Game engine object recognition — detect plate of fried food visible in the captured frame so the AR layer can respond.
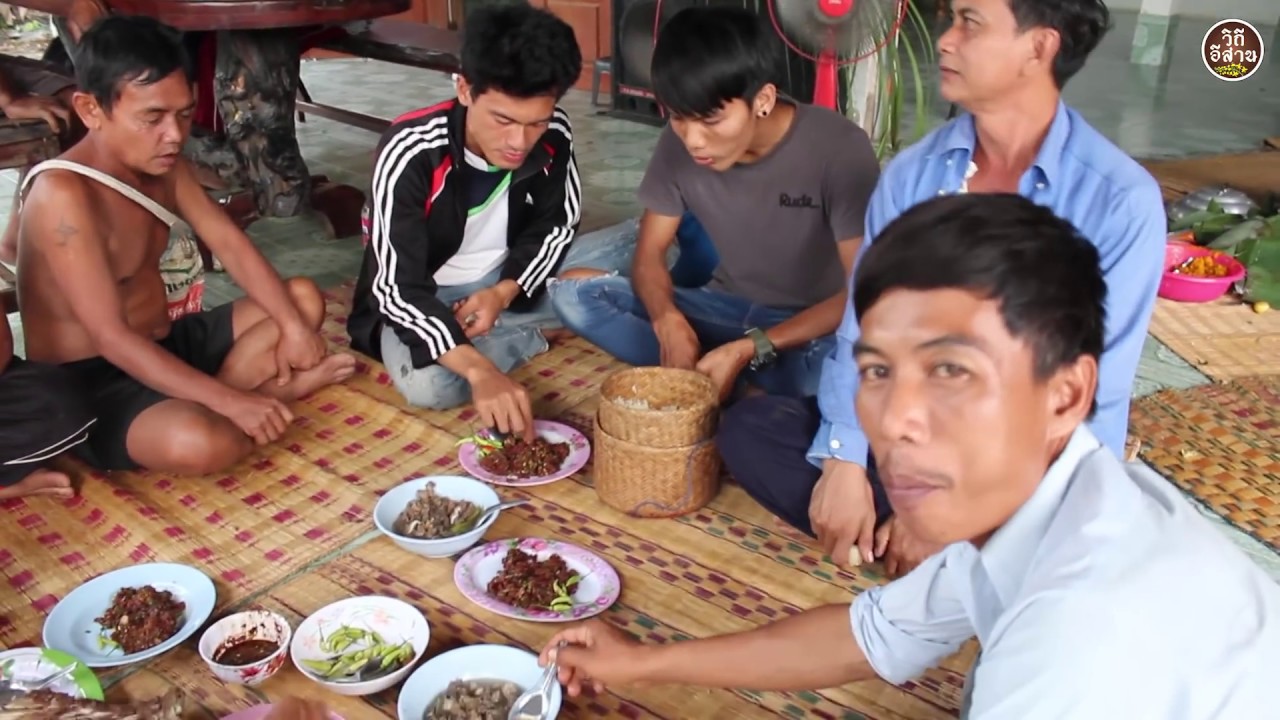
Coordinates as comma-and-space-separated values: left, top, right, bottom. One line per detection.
456, 420, 590, 487
42, 563, 216, 668
453, 537, 620, 622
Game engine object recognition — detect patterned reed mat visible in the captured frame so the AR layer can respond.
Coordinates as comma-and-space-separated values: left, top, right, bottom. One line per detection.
1141, 150, 1280, 202
1147, 297, 1280, 381
1130, 375, 1280, 552
0, 381, 463, 648
110, 404, 977, 719
10, 285, 977, 719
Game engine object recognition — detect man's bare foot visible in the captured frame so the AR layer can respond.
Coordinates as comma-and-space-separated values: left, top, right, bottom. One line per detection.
263, 353, 358, 401
0, 469, 75, 500
772, 516, 812, 544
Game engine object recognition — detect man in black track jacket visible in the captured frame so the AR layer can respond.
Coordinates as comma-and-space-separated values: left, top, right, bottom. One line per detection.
348, 4, 634, 437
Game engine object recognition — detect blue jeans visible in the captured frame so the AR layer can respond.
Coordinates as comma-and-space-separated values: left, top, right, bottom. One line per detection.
380, 219, 639, 410
670, 212, 718, 288
548, 277, 834, 399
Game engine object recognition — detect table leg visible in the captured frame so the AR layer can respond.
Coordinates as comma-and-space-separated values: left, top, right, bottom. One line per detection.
214, 29, 311, 218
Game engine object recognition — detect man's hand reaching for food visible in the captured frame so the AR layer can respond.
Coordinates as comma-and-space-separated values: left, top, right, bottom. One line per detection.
695, 338, 753, 402
540, 605, 874, 694
540, 619, 644, 696
469, 365, 534, 442
651, 312, 700, 370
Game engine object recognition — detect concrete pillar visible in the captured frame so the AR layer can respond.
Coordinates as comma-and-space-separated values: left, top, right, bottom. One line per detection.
1118, 0, 1182, 156
1131, 0, 1180, 66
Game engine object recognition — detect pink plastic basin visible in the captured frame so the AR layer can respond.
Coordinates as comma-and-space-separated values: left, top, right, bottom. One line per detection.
1157, 241, 1246, 303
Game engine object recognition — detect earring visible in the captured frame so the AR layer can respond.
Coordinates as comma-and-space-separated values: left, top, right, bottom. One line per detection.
758, 109, 769, 117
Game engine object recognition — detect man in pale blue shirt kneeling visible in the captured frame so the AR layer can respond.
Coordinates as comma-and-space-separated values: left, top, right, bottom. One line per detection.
536, 194, 1280, 719
717, 0, 1167, 575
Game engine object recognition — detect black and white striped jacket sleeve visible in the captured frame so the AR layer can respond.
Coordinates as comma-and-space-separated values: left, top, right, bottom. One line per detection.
368, 121, 469, 365
502, 108, 582, 310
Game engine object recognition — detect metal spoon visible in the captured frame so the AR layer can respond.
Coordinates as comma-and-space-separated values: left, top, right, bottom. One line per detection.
451, 499, 529, 534
30, 662, 79, 691
507, 648, 559, 720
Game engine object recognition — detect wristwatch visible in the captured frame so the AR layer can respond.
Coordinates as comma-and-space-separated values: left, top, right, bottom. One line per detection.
744, 327, 777, 370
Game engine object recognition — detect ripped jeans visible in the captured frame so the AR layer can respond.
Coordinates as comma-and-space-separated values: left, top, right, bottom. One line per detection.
548, 277, 835, 399
380, 219, 641, 410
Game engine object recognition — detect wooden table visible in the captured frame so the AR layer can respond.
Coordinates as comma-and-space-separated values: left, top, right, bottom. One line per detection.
17, 0, 411, 229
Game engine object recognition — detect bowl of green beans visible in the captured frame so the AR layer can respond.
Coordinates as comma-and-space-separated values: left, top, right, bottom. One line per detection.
289, 595, 430, 696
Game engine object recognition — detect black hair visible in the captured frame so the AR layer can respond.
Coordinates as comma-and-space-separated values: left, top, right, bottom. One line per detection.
853, 194, 1105, 413
75, 15, 193, 112
460, 4, 582, 100
651, 6, 782, 118
1009, 0, 1111, 88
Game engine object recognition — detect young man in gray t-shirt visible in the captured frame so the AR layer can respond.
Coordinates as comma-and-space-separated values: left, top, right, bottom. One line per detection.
548, 6, 879, 400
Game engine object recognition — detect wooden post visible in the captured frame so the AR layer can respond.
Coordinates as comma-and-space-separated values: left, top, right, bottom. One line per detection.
213, 29, 312, 218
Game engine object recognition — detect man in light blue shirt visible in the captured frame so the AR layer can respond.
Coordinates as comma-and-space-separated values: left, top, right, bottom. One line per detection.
717, 0, 1165, 574
538, 194, 1280, 719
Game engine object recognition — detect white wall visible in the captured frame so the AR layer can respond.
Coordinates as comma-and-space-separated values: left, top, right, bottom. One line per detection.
1109, 0, 1277, 25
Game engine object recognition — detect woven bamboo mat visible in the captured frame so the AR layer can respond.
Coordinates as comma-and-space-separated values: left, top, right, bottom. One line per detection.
1130, 375, 1280, 552
1146, 297, 1280, 380
30, 285, 976, 719
1141, 150, 1280, 202
0, 382, 464, 648
111, 395, 975, 719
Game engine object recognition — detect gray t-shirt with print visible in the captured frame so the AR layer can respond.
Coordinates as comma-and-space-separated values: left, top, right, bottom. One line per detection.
638, 102, 880, 309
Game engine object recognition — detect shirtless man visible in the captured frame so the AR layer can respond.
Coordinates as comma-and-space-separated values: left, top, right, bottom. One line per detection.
17, 16, 355, 477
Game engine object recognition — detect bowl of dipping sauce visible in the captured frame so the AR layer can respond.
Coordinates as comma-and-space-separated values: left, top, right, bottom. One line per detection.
198, 609, 292, 686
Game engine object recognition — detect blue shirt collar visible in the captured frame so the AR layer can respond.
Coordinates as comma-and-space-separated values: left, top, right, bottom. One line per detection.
936, 100, 1072, 189
977, 425, 1102, 606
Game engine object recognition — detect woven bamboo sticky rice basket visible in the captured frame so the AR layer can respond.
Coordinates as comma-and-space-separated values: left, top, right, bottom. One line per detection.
594, 367, 722, 518
593, 416, 722, 518
598, 367, 718, 448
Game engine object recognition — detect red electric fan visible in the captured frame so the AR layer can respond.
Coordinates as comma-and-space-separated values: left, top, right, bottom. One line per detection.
768, 0, 909, 111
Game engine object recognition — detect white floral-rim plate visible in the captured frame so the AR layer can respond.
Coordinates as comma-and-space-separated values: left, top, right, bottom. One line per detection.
453, 538, 620, 622
457, 420, 590, 487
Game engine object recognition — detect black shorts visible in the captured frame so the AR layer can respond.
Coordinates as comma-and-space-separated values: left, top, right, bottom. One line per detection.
62, 304, 237, 472
0, 358, 96, 486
